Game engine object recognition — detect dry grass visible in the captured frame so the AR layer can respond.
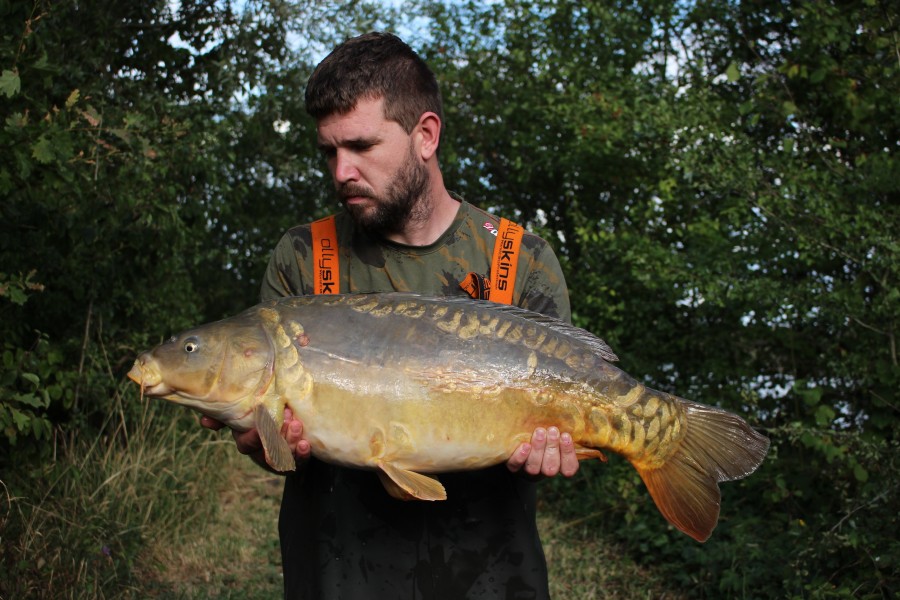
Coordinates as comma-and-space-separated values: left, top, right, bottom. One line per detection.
136, 450, 285, 599
0, 391, 225, 599
542, 514, 687, 600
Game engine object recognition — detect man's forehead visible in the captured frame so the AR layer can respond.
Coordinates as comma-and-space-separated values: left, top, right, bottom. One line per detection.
316, 98, 403, 143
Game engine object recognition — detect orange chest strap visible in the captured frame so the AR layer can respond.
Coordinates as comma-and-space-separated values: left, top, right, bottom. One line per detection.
315, 214, 523, 304
489, 218, 524, 305
460, 217, 524, 305
311, 215, 340, 294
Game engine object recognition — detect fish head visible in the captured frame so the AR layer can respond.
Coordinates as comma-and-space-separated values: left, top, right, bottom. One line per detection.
127, 315, 275, 425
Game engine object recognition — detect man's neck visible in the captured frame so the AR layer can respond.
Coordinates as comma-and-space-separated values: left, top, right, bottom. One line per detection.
385, 186, 461, 247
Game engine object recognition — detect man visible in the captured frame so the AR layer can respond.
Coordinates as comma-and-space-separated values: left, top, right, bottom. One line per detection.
204, 32, 580, 599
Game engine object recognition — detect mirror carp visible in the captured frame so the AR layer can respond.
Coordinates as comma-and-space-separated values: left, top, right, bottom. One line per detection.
128, 293, 769, 542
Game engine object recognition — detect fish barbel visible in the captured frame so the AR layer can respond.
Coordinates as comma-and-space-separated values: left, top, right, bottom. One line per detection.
128, 293, 769, 542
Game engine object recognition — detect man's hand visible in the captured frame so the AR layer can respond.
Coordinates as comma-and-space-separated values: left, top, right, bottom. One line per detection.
199, 407, 312, 469
506, 427, 579, 478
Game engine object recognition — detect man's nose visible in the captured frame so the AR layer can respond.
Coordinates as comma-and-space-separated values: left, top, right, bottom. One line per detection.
332, 149, 360, 183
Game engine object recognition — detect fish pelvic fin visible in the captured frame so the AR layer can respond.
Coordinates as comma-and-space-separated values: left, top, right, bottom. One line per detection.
254, 404, 296, 472
574, 444, 607, 463
377, 461, 447, 501
635, 400, 770, 542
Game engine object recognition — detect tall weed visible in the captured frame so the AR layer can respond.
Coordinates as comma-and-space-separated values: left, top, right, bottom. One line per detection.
0, 384, 228, 599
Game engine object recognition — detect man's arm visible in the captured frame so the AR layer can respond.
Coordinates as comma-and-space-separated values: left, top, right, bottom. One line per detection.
260, 228, 309, 302
518, 235, 572, 323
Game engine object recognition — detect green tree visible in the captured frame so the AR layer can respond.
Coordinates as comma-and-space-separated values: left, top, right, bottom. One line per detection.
0, 0, 333, 450
417, 0, 899, 596
1, 3, 399, 594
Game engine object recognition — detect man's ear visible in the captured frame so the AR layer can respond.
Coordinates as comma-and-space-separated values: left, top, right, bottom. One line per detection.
415, 112, 442, 161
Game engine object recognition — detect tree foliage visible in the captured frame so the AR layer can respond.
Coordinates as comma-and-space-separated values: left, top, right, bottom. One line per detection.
0, 0, 329, 448
419, 0, 899, 596
1, 0, 898, 597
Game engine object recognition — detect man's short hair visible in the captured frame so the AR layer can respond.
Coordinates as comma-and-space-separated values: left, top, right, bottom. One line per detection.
305, 32, 443, 136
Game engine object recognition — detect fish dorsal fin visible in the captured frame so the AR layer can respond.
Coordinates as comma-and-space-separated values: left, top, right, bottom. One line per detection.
423, 294, 620, 363
494, 304, 619, 362
377, 460, 447, 501
254, 404, 296, 472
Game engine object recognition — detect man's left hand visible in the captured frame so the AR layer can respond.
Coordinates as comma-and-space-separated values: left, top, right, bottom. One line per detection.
506, 426, 579, 478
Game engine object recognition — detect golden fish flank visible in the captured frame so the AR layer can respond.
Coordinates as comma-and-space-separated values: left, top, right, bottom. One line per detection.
128, 293, 770, 543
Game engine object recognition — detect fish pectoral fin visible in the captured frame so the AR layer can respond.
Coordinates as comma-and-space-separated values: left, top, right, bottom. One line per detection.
376, 461, 446, 501
254, 404, 296, 472
574, 444, 607, 463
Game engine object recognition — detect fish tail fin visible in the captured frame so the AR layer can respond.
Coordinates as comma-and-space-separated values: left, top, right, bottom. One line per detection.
635, 400, 769, 542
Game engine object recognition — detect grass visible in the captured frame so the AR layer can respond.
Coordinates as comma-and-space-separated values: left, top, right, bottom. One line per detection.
542, 515, 686, 600
1, 389, 685, 599
136, 452, 285, 599
0, 389, 226, 599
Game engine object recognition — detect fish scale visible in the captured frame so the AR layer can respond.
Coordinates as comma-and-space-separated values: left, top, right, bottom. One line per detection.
128, 292, 769, 542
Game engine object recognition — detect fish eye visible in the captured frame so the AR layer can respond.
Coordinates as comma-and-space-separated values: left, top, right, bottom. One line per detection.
184, 338, 200, 353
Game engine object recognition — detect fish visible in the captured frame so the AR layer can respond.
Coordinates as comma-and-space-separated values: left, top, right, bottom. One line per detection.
128, 293, 769, 542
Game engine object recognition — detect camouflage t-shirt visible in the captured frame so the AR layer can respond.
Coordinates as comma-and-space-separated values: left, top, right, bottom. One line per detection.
261, 199, 570, 322
261, 198, 570, 600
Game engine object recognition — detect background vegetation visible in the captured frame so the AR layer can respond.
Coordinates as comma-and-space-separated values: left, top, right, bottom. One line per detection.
2, 0, 897, 597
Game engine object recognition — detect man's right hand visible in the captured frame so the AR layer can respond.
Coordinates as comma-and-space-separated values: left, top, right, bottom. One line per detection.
200, 407, 312, 470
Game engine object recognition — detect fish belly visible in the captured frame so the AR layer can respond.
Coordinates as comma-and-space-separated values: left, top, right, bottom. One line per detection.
292, 376, 578, 473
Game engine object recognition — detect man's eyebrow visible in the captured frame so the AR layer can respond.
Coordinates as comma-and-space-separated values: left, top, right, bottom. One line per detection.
317, 136, 380, 152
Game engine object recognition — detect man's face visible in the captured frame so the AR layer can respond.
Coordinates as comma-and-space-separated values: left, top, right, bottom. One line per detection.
316, 97, 430, 237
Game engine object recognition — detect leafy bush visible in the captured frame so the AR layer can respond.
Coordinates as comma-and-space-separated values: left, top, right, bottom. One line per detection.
1, 271, 56, 452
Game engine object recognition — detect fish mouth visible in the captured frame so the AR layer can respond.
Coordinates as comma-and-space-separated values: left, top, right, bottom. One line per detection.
127, 358, 173, 396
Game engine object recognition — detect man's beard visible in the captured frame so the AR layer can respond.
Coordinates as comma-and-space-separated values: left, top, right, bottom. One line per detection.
338, 144, 430, 238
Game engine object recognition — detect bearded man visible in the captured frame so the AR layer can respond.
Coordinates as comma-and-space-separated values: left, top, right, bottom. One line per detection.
204, 32, 579, 600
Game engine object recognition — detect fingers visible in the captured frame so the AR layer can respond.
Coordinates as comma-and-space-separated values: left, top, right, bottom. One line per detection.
536, 427, 563, 477
294, 439, 312, 461
559, 432, 579, 477
199, 415, 226, 431
527, 427, 552, 475
206, 407, 310, 463
507, 427, 580, 479
232, 427, 263, 455
282, 408, 311, 461
507, 442, 532, 473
